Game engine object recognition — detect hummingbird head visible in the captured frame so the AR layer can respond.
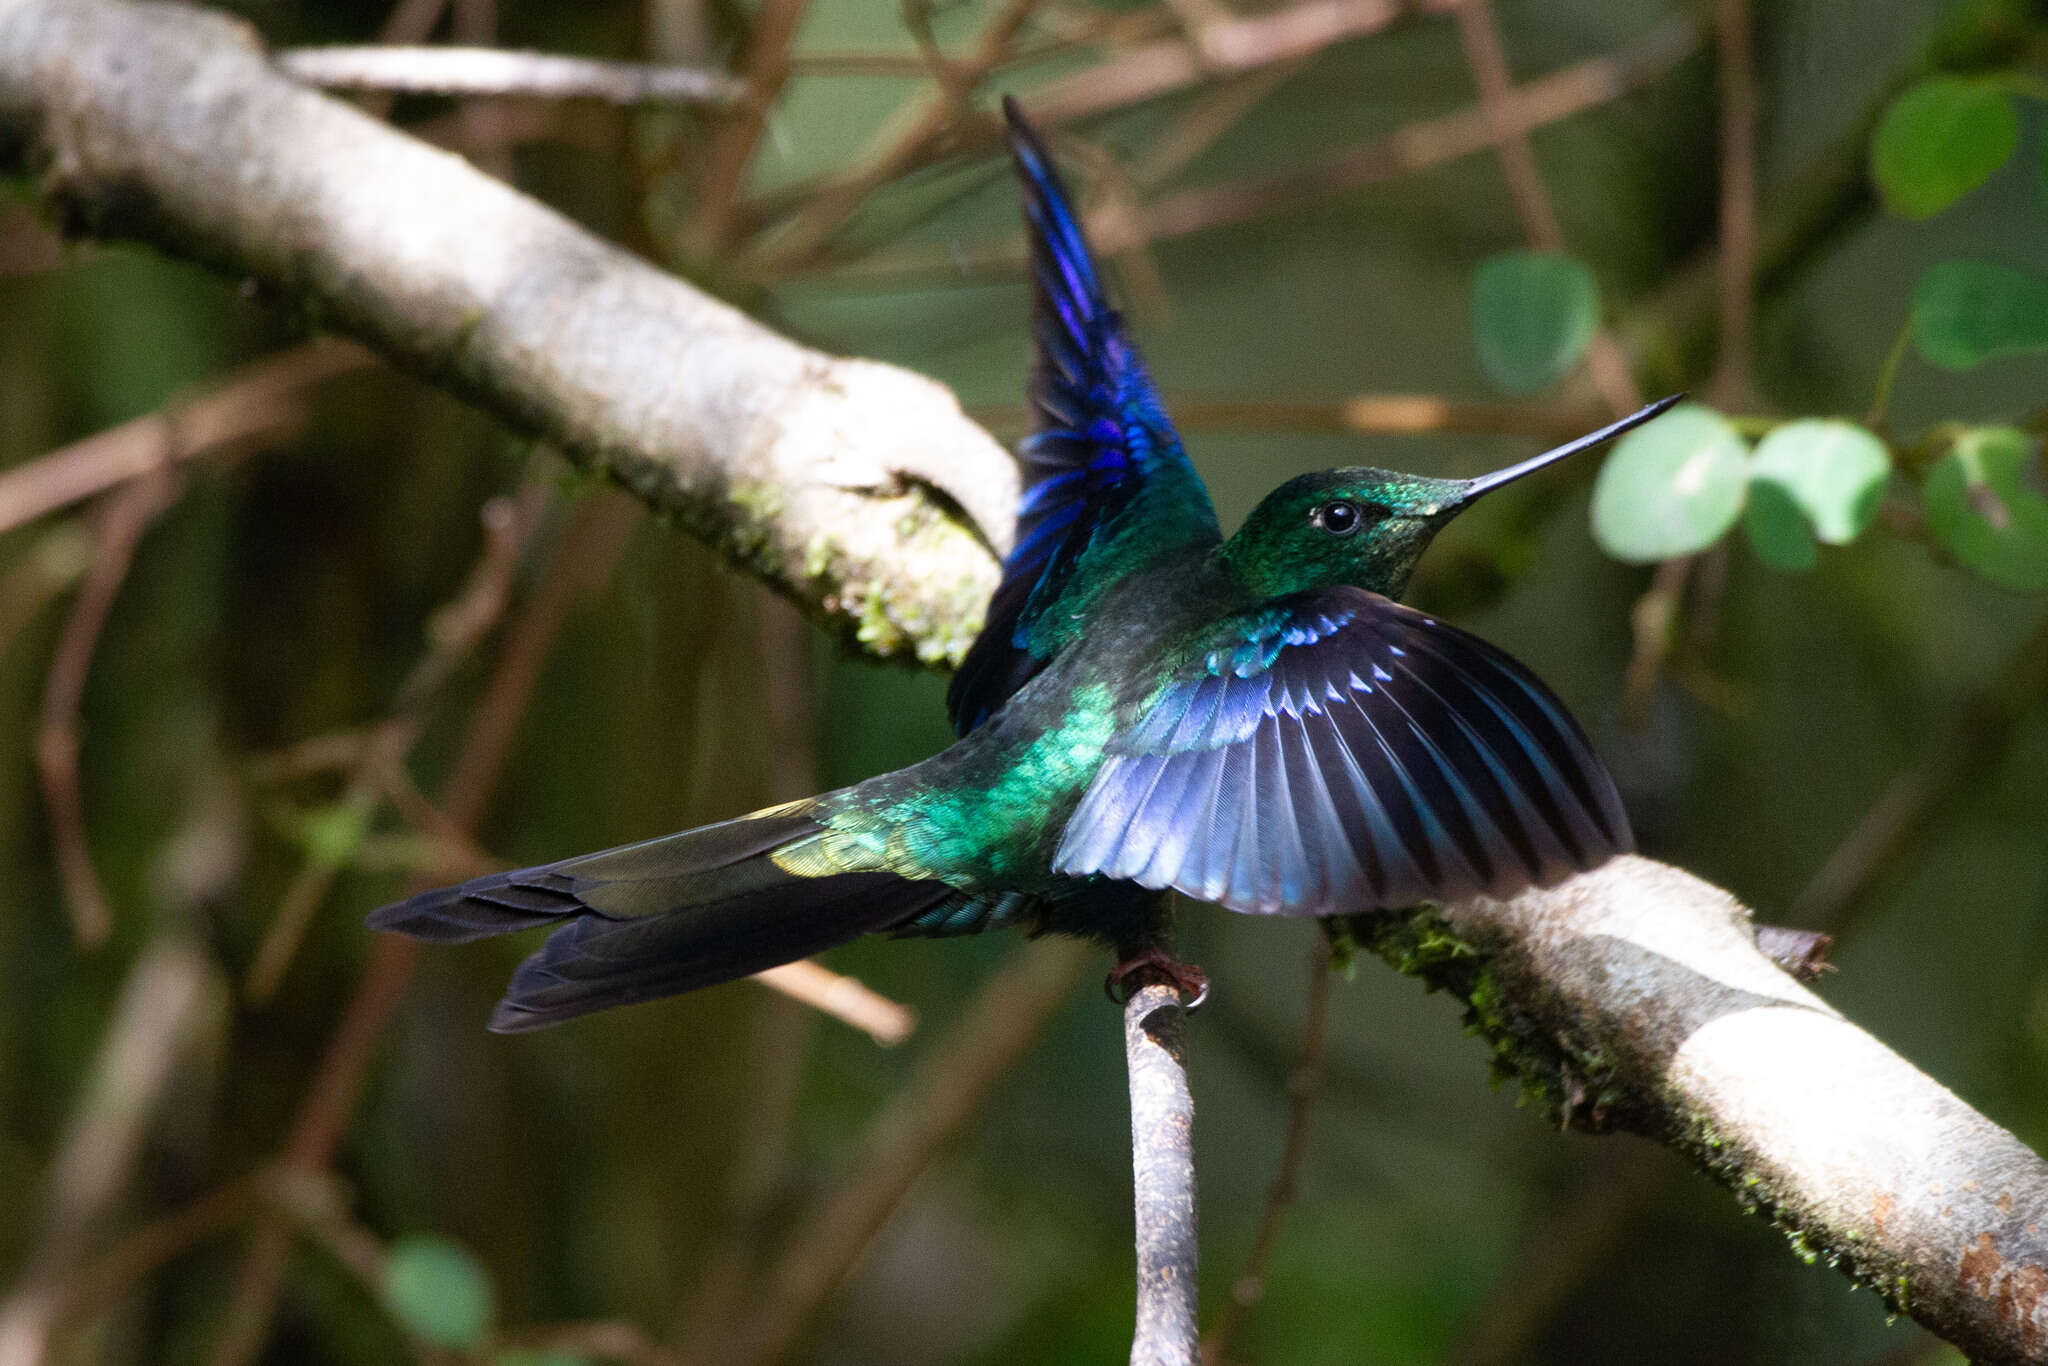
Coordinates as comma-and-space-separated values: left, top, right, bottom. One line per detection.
1218, 396, 1680, 600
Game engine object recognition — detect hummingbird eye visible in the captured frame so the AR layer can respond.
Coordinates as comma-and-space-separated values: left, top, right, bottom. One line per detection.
1312, 501, 1362, 537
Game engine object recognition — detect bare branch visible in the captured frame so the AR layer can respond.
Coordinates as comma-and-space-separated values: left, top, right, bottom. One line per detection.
209, 489, 633, 1366
750, 0, 1042, 270
797, 20, 1697, 288
36, 473, 183, 946
0, 341, 374, 539
752, 961, 916, 1047
1126, 978, 1198, 1366
1029, 0, 1460, 126
1450, 0, 1641, 416
1709, 0, 1758, 405
975, 392, 1603, 441
686, 0, 812, 257
497, 1319, 689, 1366
276, 44, 746, 106
1348, 856, 2048, 1363
0, 0, 1012, 665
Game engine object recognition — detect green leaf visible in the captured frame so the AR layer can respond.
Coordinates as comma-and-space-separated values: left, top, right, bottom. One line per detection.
494, 1353, 590, 1366
1870, 77, 2017, 218
382, 1234, 496, 1351
1742, 481, 1817, 571
1748, 420, 1892, 544
1912, 261, 2048, 369
1923, 427, 2048, 590
1469, 251, 1599, 395
1590, 404, 1749, 563
300, 802, 372, 869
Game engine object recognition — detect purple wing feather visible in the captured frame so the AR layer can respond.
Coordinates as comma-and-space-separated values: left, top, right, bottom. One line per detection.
1054, 588, 1632, 916
948, 100, 1219, 735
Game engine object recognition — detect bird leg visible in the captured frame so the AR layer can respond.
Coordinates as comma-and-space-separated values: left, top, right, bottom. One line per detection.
1106, 947, 1210, 1010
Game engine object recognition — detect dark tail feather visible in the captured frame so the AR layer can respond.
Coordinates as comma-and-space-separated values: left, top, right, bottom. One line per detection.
367, 807, 950, 1033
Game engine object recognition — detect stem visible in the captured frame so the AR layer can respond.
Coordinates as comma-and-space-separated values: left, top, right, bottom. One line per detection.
1126, 980, 1198, 1366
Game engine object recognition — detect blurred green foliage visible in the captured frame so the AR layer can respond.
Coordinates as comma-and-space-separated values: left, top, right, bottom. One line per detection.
3, 1, 2047, 1364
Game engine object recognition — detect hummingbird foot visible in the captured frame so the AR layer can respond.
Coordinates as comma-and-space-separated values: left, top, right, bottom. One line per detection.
1105, 949, 1209, 1011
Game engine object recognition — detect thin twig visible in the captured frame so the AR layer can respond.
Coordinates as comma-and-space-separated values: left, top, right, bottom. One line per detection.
752, 961, 916, 1047
973, 393, 1601, 440
36, 473, 184, 947
796, 21, 1698, 287
242, 484, 548, 1001
0, 524, 90, 665
3, 0, 1018, 656
1126, 975, 1198, 1366
746, 0, 1043, 271
1451, 0, 1642, 416
356, 0, 452, 125
0, 340, 372, 539
1201, 937, 1332, 1365
686, 0, 813, 258
1709, 0, 1758, 406
1132, 62, 1302, 192
206, 489, 620, 1366
1622, 554, 1691, 727
1028, 0, 1461, 127
496, 1320, 689, 1366
277, 46, 745, 106
448, 0, 511, 178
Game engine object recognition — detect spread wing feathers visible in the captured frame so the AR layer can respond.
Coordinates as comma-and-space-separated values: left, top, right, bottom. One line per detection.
1052, 589, 1632, 915
368, 805, 950, 1032
947, 99, 1218, 736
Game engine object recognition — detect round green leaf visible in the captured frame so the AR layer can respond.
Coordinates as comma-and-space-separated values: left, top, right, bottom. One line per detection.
1469, 251, 1599, 395
1748, 419, 1892, 544
1870, 77, 2017, 219
383, 1234, 495, 1351
1911, 260, 2048, 369
1923, 427, 2048, 591
1590, 404, 1749, 563
1742, 480, 1817, 571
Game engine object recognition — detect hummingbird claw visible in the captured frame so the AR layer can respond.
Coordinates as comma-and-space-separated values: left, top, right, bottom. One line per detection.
1105, 949, 1210, 1011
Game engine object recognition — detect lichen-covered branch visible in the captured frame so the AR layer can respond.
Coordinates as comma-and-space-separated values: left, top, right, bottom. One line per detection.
1344, 856, 2048, 1364
0, 0, 1013, 663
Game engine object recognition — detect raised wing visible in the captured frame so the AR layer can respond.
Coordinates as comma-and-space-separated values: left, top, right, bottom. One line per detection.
947, 99, 1220, 735
1052, 588, 1631, 915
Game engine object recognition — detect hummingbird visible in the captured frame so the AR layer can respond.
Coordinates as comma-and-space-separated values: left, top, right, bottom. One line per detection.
370, 99, 1669, 1032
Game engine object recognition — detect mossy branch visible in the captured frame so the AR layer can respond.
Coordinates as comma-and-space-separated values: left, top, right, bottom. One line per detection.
0, 0, 1013, 664
1343, 857, 2048, 1364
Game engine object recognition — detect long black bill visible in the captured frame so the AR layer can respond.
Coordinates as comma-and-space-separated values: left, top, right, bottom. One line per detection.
1456, 393, 1685, 505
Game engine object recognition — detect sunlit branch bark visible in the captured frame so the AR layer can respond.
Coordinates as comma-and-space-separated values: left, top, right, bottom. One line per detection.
0, 0, 1013, 665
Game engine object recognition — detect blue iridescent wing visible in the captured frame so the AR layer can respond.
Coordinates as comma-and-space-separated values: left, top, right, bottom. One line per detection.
946, 99, 1220, 735
1052, 587, 1632, 915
